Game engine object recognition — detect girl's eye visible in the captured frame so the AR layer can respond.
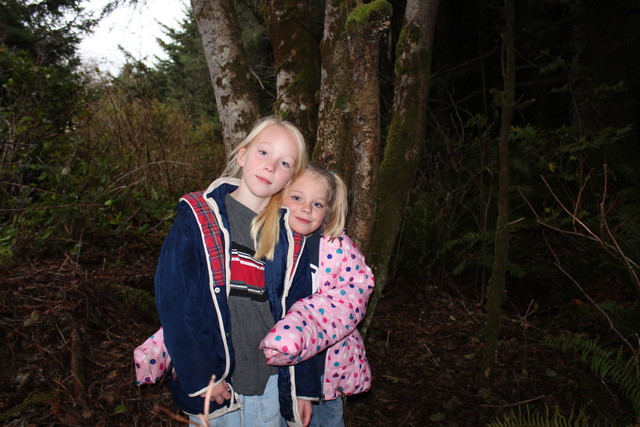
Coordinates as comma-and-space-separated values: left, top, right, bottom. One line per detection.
313, 202, 325, 209
291, 195, 301, 202
280, 160, 291, 168
258, 150, 268, 157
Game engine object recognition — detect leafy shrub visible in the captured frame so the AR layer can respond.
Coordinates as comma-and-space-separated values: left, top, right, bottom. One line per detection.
1, 52, 223, 258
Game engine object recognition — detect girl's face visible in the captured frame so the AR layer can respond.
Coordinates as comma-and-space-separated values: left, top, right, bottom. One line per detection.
283, 172, 329, 236
236, 124, 299, 205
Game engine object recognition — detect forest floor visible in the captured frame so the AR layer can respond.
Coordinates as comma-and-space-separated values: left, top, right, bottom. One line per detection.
0, 248, 636, 426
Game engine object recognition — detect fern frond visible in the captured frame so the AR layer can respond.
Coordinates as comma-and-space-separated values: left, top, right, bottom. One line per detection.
107, 282, 158, 324
545, 335, 640, 418
487, 404, 595, 427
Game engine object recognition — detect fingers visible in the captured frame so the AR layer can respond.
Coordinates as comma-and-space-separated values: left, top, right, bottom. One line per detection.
213, 390, 225, 405
201, 381, 232, 405
297, 399, 312, 427
217, 384, 231, 404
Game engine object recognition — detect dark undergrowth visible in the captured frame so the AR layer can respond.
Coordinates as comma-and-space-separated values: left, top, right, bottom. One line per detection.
0, 249, 636, 426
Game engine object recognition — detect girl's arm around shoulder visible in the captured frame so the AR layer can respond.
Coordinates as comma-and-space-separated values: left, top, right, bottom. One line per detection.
260, 231, 374, 365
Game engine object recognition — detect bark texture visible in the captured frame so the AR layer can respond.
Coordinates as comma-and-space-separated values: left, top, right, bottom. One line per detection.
264, 0, 321, 149
191, 0, 260, 154
314, 0, 357, 184
344, 0, 392, 253
481, 0, 515, 376
361, 0, 439, 334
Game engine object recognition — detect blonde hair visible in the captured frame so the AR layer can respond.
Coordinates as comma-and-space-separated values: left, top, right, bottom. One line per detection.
253, 161, 348, 260
251, 191, 284, 260
237, 116, 307, 260
305, 161, 348, 240
222, 116, 308, 179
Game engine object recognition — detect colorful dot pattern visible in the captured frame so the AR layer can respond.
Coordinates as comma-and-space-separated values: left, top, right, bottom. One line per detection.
133, 327, 172, 385
260, 232, 375, 399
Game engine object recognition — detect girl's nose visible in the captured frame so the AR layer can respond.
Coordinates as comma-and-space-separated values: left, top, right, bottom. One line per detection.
264, 161, 275, 173
301, 202, 311, 213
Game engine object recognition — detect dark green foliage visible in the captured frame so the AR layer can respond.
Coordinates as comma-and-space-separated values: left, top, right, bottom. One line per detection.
597, 301, 640, 342
154, 15, 218, 122
0, 49, 90, 255
611, 165, 640, 267
545, 336, 640, 420
0, 0, 95, 67
108, 282, 158, 324
488, 405, 598, 427
0, 0, 97, 257
0, 48, 87, 190
399, 7, 638, 300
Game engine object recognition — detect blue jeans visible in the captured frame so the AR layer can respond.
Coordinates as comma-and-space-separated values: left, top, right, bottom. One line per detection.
309, 396, 344, 427
190, 374, 280, 427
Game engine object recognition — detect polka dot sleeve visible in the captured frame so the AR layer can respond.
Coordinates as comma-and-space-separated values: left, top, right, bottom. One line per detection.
260, 232, 374, 365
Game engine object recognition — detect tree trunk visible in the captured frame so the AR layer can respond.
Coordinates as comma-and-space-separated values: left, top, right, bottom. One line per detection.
191, 0, 260, 154
314, 0, 357, 185
360, 0, 439, 335
480, 0, 515, 377
344, 0, 392, 253
263, 0, 321, 149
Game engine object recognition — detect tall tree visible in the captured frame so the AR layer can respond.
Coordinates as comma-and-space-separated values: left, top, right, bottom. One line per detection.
191, 0, 260, 153
343, 0, 392, 252
362, 0, 440, 333
480, 0, 515, 376
313, 0, 356, 181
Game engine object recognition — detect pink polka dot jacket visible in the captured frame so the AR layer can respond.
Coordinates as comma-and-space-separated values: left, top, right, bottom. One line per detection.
260, 232, 374, 400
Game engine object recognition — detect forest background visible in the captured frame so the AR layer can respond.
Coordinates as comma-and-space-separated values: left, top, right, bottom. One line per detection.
1, 0, 640, 425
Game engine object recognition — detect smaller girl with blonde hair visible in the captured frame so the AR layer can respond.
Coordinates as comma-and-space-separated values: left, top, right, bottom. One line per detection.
259, 162, 375, 426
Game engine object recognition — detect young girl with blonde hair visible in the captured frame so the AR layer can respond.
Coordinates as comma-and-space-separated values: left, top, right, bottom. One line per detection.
154, 116, 320, 427
259, 162, 375, 426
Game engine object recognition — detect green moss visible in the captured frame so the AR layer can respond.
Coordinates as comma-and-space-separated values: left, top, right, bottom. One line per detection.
334, 94, 348, 110
0, 248, 13, 268
395, 24, 433, 77
345, 0, 392, 34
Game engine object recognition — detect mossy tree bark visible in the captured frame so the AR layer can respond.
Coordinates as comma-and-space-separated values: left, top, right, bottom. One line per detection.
263, 0, 321, 149
344, 0, 392, 253
361, 0, 440, 335
191, 0, 260, 155
480, 0, 515, 377
313, 0, 357, 186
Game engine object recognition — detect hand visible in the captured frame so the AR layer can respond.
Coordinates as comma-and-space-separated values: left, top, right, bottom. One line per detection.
263, 348, 296, 366
263, 347, 280, 361
297, 399, 312, 427
200, 380, 231, 405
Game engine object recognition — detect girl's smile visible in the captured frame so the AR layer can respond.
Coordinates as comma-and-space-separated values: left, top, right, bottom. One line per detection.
283, 172, 329, 236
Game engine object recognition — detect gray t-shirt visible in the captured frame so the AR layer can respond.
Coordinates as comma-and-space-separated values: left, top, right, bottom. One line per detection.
225, 194, 277, 395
